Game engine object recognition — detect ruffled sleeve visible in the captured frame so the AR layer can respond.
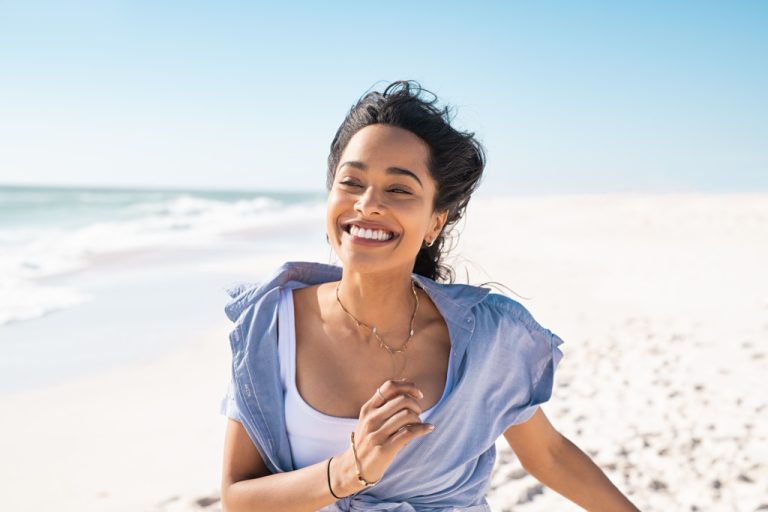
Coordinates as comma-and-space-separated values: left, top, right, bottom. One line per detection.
481, 296, 566, 432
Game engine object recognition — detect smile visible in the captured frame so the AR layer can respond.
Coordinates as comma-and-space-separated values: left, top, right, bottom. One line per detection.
342, 223, 399, 243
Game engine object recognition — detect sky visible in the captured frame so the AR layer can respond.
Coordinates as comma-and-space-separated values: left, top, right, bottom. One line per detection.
0, 0, 766, 196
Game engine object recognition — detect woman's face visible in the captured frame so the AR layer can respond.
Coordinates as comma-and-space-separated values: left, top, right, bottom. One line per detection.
326, 124, 447, 275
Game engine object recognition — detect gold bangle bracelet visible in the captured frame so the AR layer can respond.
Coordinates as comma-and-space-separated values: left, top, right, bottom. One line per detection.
350, 431, 379, 488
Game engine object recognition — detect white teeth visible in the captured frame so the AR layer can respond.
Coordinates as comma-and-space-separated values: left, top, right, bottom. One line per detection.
349, 225, 394, 241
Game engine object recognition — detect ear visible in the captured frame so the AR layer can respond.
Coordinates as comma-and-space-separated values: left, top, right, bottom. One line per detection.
430, 210, 448, 239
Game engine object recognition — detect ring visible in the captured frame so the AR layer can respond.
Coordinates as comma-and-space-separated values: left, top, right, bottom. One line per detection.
376, 386, 386, 402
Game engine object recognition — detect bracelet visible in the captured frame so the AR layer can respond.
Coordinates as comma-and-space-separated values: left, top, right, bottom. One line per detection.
350, 431, 379, 488
327, 456, 347, 500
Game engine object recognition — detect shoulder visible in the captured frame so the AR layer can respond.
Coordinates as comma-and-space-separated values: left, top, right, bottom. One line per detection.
473, 291, 566, 353
477, 291, 544, 330
223, 260, 339, 323
222, 262, 291, 328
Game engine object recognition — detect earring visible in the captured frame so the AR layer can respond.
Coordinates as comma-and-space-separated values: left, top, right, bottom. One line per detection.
325, 234, 330, 244
424, 238, 435, 248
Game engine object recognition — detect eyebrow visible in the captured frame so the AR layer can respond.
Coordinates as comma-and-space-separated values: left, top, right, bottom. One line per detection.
338, 161, 423, 188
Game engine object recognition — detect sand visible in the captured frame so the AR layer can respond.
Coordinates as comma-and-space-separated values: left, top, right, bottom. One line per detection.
1, 193, 766, 511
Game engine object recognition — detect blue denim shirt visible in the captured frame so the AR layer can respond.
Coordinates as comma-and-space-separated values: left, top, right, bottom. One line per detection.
220, 261, 565, 512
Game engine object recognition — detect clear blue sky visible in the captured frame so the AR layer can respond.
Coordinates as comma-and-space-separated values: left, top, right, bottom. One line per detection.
1, 1, 766, 195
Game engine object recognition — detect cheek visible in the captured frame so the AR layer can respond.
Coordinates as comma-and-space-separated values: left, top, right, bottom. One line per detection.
327, 188, 348, 207
325, 210, 338, 235
324, 196, 336, 227
325, 192, 346, 235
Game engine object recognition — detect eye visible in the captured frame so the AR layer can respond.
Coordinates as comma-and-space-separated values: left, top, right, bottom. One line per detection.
339, 180, 410, 195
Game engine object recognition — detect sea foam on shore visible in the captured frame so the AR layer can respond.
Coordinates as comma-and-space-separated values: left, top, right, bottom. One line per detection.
0, 185, 325, 326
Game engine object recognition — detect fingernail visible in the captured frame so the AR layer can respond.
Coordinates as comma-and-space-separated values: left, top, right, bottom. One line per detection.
418, 390, 424, 399
427, 424, 435, 431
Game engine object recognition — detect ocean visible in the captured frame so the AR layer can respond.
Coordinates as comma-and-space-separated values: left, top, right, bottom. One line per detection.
0, 184, 326, 327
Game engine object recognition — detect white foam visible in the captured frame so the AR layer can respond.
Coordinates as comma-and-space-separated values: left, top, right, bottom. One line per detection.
0, 277, 91, 326
0, 194, 325, 326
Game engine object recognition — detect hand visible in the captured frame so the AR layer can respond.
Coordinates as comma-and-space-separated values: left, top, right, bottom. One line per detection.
345, 379, 436, 487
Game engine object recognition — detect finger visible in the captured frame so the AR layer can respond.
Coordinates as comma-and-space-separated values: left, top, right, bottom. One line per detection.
362, 393, 423, 435
363, 380, 423, 416
375, 407, 424, 440
379, 379, 424, 402
374, 385, 387, 407
373, 393, 423, 421
362, 386, 388, 413
385, 422, 435, 451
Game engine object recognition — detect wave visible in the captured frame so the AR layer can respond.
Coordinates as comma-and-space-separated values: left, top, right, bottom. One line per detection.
0, 277, 91, 326
0, 192, 325, 326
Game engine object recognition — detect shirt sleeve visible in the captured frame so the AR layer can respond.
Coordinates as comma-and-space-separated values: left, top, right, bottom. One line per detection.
490, 299, 566, 429
219, 377, 242, 422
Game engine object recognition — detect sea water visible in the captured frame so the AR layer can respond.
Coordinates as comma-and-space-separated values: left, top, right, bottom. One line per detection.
0, 185, 328, 392
0, 184, 326, 326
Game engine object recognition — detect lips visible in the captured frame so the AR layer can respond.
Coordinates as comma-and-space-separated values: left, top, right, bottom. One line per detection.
341, 220, 399, 239
339, 220, 400, 245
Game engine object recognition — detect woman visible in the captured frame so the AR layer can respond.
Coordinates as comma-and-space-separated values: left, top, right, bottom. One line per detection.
219, 80, 639, 511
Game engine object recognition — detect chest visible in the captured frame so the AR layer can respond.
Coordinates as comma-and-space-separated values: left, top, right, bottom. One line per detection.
289, 288, 452, 419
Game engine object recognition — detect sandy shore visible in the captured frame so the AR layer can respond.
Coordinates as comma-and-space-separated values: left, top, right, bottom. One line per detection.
1, 193, 766, 511
471, 193, 768, 511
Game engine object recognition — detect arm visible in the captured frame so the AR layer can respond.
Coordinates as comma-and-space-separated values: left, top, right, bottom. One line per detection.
503, 407, 640, 512
221, 419, 363, 512
221, 380, 432, 512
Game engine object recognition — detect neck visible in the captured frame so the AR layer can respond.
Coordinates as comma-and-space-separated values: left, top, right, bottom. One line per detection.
335, 268, 418, 346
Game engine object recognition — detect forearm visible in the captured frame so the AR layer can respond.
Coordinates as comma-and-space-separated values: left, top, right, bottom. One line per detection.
222, 451, 362, 512
525, 435, 641, 512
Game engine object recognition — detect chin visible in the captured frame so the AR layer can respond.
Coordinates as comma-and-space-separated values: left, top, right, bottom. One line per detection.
336, 253, 412, 275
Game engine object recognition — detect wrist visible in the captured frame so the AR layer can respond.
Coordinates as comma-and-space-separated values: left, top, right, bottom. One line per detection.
330, 450, 364, 498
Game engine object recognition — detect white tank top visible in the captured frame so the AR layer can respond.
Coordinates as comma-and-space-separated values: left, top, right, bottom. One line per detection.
278, 287, 453, 469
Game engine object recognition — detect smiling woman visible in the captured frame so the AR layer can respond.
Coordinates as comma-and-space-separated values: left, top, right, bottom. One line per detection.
327, 124, 448, 276
325, 84, 484, 284
218, 80, 640, 511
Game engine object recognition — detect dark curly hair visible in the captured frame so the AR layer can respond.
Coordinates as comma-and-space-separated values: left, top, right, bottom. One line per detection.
326, 80, 486, 283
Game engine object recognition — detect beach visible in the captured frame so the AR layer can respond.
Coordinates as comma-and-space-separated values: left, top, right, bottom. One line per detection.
1, 191, 766, 511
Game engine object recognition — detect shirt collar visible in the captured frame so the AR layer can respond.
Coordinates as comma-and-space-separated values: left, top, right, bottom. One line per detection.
225, 260, 490, 332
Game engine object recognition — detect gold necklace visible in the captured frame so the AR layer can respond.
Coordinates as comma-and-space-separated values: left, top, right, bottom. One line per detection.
335, 278, 419, 379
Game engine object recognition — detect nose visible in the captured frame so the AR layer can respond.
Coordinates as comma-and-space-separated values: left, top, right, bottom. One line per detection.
354, 186, 384, 216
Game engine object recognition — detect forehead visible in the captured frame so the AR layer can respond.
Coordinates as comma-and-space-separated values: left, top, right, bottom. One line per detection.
340, 124, 430, 173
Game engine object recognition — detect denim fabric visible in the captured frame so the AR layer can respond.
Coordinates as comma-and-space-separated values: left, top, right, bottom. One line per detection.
220, 261, 565, 511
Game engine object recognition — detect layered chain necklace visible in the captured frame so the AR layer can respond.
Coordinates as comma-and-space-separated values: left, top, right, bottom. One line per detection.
335, 279, 419, 379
